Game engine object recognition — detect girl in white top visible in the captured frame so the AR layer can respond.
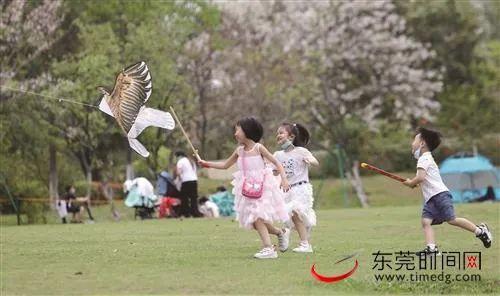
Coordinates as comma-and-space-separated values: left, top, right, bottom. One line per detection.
273, 123, 319, 253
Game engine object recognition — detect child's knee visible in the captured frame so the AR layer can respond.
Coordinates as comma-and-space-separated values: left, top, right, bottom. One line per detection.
292, 211, 304, 221
421, 219, 432, 228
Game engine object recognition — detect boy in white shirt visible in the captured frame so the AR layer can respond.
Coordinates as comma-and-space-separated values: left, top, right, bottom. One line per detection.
403, 127, 492, 255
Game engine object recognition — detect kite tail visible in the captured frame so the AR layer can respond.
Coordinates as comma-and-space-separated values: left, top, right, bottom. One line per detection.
127, 107, 175, 139
128, 138, 150, 158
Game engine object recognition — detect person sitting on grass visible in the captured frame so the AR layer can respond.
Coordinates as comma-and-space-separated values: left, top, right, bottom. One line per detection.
62, 185, 89, 223
209, 186, 235, 217
403, 127, 493, 255
470, 186, 496, 203
198, 196, 220, 218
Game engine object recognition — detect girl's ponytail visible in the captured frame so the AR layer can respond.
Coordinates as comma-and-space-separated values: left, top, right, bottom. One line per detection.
281, 122, 311, 147
292, 123, 310, 147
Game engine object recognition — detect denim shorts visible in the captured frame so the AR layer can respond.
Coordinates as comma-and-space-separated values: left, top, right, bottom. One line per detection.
422, 191, 455, 225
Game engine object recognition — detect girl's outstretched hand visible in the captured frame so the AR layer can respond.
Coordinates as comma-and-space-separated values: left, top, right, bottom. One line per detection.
198, 160, 210, 168
281, 178, 290, 192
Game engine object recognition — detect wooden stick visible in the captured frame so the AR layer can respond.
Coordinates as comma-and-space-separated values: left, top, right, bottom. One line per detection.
169, 106, 201, 161
360, 162, 406, 183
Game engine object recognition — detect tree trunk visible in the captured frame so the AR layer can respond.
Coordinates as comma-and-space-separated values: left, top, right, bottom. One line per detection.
345, 160, 369, 208
126, 149, 134, 180
86, 170, 92, 197
195, 76, 209, 155
102, 182, 120, 221
48, 144, 58, 209
199, 89, 208, 154
76, 148, 92, 198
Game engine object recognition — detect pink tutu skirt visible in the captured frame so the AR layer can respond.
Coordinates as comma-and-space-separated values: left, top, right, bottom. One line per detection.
231, 167, 289, 229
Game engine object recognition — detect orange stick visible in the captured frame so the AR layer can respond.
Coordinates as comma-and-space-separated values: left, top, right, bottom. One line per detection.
169, 106, 201, 161
360, 162, 406, 183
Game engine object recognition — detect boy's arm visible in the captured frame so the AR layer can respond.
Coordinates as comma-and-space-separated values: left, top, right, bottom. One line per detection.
199, 149, 238, 170
403, 168, 426, 188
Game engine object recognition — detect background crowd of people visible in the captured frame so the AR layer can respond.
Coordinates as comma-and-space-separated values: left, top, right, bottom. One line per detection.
56, 150, 234, 223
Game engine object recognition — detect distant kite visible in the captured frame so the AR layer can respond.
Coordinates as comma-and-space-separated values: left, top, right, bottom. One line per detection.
97, 61, 175, 157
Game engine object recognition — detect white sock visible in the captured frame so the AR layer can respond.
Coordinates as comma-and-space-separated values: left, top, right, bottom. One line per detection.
474, 227, 482, 236
427, 243, 436, 250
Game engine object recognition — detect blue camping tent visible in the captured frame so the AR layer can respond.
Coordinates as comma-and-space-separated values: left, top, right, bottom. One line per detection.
440, 153, 500, 203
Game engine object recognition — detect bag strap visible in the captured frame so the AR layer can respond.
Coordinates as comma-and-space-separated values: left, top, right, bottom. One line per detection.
240, 144, 255, 177
240, 146, 246, 177
240, 143, 265, 178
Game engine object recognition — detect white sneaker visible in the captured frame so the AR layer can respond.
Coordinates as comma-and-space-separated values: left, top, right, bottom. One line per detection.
277, 228, 290, 252
476, 223, 492, 248
293, 241, 313, 253
253, 246, 278, 259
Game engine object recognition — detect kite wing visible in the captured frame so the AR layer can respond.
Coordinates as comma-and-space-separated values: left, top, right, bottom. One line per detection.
97, 61, 176, 158
108, 61, 152, 133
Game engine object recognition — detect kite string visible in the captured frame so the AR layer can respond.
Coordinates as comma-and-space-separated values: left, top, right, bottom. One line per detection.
1, 86, 99, 109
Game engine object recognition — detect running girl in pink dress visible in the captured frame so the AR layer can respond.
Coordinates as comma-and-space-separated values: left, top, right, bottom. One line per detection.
198, 117, 290, 259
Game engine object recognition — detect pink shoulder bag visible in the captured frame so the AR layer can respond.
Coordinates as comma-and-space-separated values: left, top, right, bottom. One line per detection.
241, 145, 265, 199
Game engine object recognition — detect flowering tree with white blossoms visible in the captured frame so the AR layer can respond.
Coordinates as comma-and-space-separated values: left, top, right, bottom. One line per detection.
1, 0, 64, 204
217, 0, 443, 207
0, 0, 64, 81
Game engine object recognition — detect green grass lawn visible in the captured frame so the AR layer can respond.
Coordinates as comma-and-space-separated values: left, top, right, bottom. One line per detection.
1, 202, 499, 295
1, 174, 423, 226
312, 173, 424, 209
199, 173, 424, 209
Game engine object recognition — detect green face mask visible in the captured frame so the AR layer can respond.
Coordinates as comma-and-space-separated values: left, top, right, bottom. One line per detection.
281, 139, 294, 150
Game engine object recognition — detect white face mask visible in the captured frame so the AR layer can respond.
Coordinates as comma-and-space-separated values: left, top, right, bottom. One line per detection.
281, 139, 294, 150
413, 146, 421, 160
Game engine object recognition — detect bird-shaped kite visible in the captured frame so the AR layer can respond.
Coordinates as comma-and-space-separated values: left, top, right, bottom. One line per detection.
97, 61, 175, 157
